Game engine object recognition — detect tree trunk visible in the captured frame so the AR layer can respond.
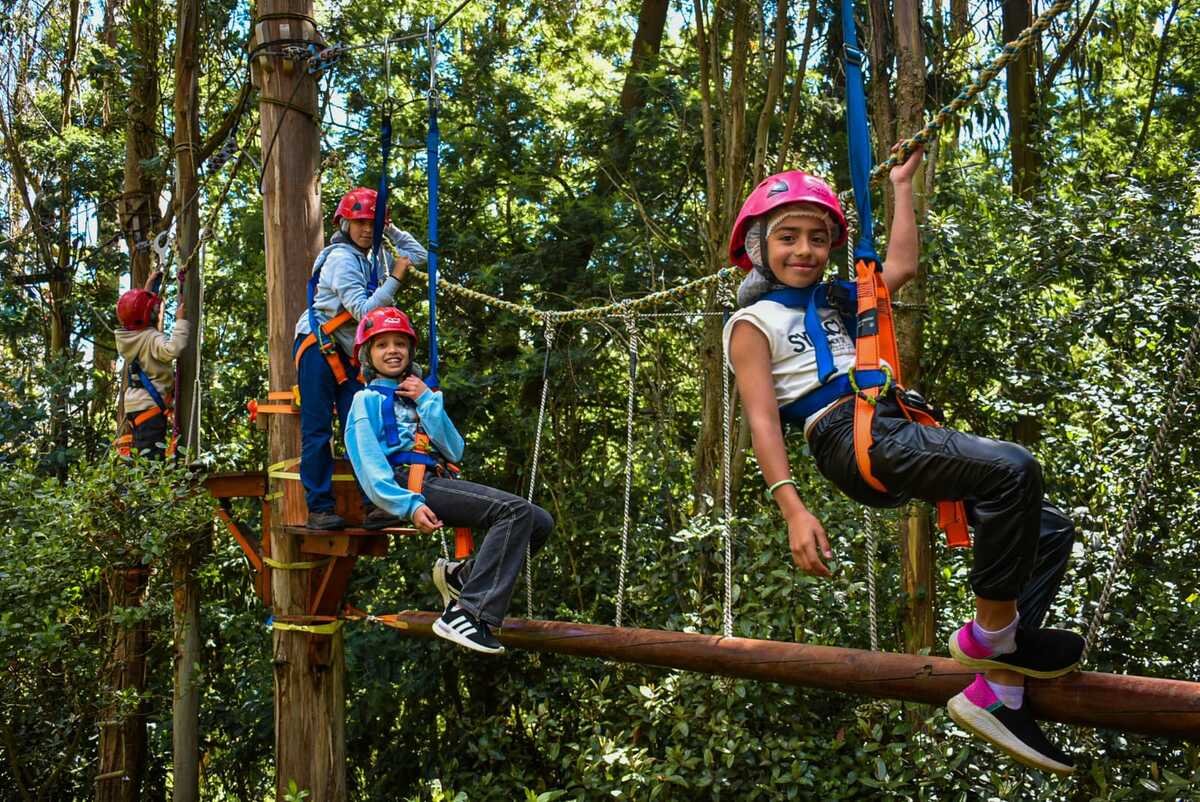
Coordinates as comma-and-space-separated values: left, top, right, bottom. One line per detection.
252, 3, 341, 799
1003, 0, 1040, 198
891, 0, 936, 657
96, 568, 150, 802
171, 0, 206, 798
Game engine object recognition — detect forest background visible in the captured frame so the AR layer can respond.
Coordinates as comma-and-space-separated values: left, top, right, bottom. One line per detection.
1, 0, 1198, 798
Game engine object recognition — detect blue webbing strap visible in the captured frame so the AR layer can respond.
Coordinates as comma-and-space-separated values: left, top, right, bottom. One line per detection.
760, 282, 859, 383
367, 382, 445, 469
131, 361, 169, 413
841, 0, 880, 264
778, 369, 889, 424
369, 109, 392, 295
306, 248, 332, 351
426, 28, 441, 390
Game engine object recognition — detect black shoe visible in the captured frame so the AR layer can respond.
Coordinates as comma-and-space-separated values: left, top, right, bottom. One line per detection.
433, 557, 465, 607
949, 624, 1084, 679
362, 504, 403, 530
306, 510, 346, 530
948, 690, 1075, 776
432, 602, 504, 654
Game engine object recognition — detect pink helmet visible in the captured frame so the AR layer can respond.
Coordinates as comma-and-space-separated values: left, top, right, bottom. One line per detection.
728, 171, 848, 270
354, 307, 418, 367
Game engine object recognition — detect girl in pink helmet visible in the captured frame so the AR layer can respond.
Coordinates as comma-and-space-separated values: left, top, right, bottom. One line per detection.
344, 307, 554, 654
724, 149, 1082, 775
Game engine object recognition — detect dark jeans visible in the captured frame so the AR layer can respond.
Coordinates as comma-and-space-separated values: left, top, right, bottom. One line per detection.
293, 335, 367, 513
401, 468, 553, 627
130, 410, 168, 460
807, 395, 1075, 631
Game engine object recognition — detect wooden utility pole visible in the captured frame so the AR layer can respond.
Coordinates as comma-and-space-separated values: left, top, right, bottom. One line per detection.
250, 3, 342, 799
171, 0, 205, 798
891, 0, 936, 656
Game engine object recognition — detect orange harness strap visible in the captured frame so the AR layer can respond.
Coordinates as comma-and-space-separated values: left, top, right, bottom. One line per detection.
294, 310, 357, 384
852, 259, 971, 548
405, 431, 475, 559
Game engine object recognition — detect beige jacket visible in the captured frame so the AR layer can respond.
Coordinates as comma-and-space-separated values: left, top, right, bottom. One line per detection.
116, 320, 191, 413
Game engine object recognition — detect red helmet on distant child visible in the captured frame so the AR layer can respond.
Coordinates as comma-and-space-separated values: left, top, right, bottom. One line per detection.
117, 289, 160, 330
354, 307, 418, 368
334, 187, 386, 225
728, 171, 848, 270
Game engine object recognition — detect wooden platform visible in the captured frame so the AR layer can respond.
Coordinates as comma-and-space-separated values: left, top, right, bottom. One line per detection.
381, 612, 1200, 739
283, 525, 422, 558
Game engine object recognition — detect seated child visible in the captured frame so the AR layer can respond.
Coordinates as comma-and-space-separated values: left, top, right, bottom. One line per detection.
116, 270, 189, 459
724, 149, 1082, 775
344, 307, 554, 654
293, 187, 426, 530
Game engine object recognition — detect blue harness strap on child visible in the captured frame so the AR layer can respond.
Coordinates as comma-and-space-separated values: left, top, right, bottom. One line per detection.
129, 360, 169, 415
296, 243, 378, 384
759, 282, 892, 423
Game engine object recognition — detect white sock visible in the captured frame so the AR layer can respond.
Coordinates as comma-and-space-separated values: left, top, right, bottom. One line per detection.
985, 677, 1025, 709
972, 612, 1019, 656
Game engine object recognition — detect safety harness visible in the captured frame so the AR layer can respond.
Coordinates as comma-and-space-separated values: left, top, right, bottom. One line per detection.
115, 359, 177, 457
294, 242, 381, 384
366, 381, 475, 558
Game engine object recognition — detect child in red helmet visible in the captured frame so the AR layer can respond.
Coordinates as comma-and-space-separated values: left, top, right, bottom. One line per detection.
344, 307, 554, 654
115, 270, 189, 458
293, 186, 428, 530
725, 148, 1081, 775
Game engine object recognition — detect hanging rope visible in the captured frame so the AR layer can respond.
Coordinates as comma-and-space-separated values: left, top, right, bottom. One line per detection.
870, 0, 1074, 182
614, 312, 639, 629
1082, 321, 1200, 662
524, 319, 557, 615
721, 308, 735, 639
864, 508, 880, 652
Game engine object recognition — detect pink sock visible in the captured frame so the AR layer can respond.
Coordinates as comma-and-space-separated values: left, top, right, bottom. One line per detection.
985, 677, 1025, 709
971, 612, 1019, 656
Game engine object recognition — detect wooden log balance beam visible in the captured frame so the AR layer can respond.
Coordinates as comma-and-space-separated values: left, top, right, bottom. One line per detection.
384, 612, 1199, 739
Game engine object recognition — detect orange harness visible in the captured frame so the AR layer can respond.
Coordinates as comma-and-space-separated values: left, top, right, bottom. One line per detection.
851, 258, 970, 548
294, 310, 357, 384
401, 431, 475, 559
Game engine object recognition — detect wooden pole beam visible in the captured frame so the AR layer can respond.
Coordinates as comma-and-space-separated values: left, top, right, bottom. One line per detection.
383, 612, 1200, 740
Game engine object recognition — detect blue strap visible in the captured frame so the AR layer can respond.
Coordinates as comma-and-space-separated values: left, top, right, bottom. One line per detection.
369, 110, 393, 294
778, 369, 889, 424
760, 282, 859, 383
307, 247, 333, 349
367, 383, 401, 448
425, 87, 441, 390
385, 450, 441, 469
841, 0, 880, 264
130, 360, 168, 413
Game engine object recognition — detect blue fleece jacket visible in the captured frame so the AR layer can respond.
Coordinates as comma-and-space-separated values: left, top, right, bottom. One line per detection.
293, 229, 428, 356
344, 376, 465, 520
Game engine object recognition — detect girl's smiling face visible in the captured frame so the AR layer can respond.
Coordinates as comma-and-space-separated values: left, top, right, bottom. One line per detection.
764, 215, 833, 288
369, 331, 412, 378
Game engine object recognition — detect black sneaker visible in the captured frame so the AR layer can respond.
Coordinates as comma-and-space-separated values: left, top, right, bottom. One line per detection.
949, 623, 1084, 679
948, 685, 1075, 776
362, 504, 403, 531
433, 557, 465, 607
432, 602, 504, 655
306, 510, 346, 530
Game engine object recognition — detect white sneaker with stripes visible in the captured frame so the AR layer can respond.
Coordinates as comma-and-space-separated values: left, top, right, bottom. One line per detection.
432, 602, 504, 654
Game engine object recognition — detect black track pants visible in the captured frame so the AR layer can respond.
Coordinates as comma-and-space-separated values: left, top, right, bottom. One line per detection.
807, 395, 1075, 627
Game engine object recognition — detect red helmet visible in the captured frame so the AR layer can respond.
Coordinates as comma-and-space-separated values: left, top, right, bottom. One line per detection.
117, 289, 160, 330
728, 171, 848, 270
354, 307, 418, 368
334, 187, 386, 225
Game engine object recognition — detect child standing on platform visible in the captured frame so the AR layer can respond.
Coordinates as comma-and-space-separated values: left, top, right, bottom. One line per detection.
724, 149, 1083, 775
344, 307, 554, 654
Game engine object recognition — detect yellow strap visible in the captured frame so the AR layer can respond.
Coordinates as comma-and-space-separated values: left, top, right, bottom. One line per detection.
268, 457, 301, 473
264, 491, 283, 501
331, 473, 356, 482
272, 619, 344, 635
269, 471, 301, 480
262, 556, 331, 570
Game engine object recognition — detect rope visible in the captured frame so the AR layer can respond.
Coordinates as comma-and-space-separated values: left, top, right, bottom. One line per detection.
871, 0, 1074, 182
524, 319, 556, 616
614, 313, 639, 629
1082, 321, 1200, 662
403, 263, 738, 322
721, 308, 734, 639
865, 508, 880, 652
263, 556, 332, 570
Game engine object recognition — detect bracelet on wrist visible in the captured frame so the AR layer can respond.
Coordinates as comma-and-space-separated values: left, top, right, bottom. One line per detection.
766, 478, 798, 499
